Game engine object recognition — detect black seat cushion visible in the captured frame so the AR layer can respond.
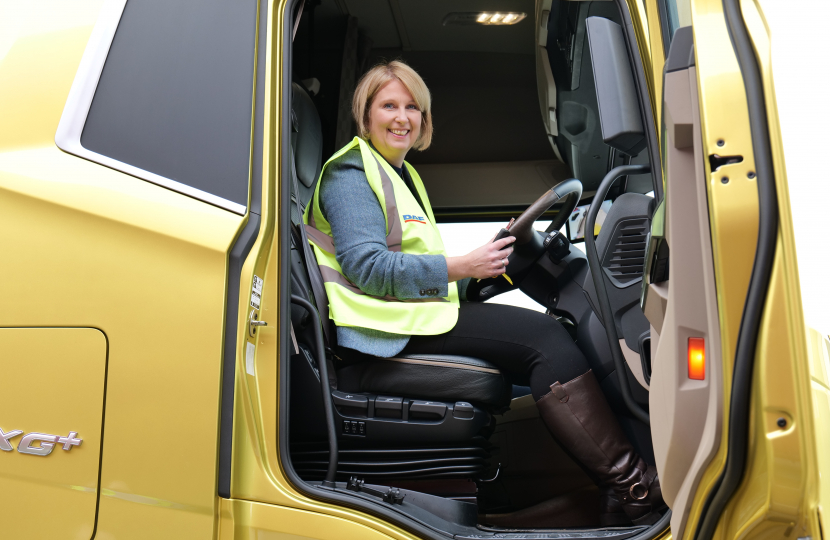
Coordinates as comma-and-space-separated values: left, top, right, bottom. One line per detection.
336, 353, 512, 407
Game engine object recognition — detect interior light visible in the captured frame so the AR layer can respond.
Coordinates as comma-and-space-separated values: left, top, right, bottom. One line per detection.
442, 12, 527, 26
688, 337, 705, 380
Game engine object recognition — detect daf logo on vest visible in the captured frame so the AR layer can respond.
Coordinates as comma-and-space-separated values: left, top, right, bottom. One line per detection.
403, 214, 426, 224
0, 427, 82, 456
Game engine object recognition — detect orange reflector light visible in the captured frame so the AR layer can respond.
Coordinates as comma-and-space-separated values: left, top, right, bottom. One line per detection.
688, 337, 705, 380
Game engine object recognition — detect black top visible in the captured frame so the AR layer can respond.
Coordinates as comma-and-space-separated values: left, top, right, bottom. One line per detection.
369, 141, 425, 210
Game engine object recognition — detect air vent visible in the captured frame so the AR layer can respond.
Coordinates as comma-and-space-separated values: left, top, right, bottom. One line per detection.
602, 218, 649, 288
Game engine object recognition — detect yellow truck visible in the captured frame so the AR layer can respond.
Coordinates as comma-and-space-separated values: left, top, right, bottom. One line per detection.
1, 0, 827, 538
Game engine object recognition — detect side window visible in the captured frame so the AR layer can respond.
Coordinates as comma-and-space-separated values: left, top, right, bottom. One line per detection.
662, 0, 693, 46
57, 0, 258, 214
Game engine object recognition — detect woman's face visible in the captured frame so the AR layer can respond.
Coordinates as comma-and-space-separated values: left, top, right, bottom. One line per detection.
367, 79, 422, 168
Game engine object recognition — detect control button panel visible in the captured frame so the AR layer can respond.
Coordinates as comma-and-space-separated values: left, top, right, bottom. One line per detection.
343, 420, 366, 436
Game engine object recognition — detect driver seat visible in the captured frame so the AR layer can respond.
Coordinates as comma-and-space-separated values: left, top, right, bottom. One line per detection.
336, 352, 512, 407
290, 82, 513, 413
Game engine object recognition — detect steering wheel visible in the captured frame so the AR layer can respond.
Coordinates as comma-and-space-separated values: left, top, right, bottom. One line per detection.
467, 178, 583, 302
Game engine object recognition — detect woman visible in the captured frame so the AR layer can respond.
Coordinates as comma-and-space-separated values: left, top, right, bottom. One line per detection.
303, 60, 663, 525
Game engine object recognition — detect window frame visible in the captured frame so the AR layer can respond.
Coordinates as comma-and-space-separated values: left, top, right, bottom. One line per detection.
55, 0, 248, 215
655, 0, 673, 56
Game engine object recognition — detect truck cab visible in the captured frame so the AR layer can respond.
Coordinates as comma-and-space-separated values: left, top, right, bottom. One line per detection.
0, 0, 826, 539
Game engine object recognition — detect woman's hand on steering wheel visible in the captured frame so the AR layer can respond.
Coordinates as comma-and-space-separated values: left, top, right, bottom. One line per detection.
464, 178, 583, 302
446, 235, 515, 282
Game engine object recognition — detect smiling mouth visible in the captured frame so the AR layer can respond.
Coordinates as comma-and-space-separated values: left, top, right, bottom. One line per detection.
389, 129, 409, 137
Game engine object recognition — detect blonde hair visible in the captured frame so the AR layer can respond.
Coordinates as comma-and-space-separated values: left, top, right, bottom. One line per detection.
352, 60, 433, 151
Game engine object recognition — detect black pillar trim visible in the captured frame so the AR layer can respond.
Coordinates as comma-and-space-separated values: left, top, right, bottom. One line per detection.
218, 214, 260, 498
217, 0, 269, 499
614, 0, 666, 202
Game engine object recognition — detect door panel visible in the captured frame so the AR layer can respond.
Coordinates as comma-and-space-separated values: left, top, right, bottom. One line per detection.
0, 328, 106, 538
645, 36, 723, 536
646, 0, 822, 538
659, 2, 761, 536
0, 146, 243, 538
0, 24, 244, 539
0, 0, 255, 536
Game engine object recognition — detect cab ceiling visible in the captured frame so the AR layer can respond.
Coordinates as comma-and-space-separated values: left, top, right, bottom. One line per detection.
302, 0, 569, 212
342, 0, 535, 54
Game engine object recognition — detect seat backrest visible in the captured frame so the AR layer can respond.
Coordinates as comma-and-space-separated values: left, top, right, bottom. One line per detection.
289, 81, 335, 346
291, 81, 323, 220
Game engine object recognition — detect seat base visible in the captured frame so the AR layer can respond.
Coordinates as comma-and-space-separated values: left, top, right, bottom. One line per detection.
336, 353, 512, 408
327, 389, 492, 444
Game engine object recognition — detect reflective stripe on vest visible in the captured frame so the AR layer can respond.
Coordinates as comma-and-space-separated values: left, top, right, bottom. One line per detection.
303, 137, 459, 335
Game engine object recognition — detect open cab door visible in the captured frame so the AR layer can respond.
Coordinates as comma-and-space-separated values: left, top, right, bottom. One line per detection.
643, 0, 824, 539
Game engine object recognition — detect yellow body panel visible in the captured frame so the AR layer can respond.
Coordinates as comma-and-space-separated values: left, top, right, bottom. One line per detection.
0, 328, 106, 538
806, 331, 830, 536
218, 499, 397, 540
0, 0, 246, 536
751, 0, 830, 530
718, 2, 823, 538
720, 254, 815, 540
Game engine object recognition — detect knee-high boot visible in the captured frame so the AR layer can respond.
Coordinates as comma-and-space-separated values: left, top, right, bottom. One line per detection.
536, 369, 665, 525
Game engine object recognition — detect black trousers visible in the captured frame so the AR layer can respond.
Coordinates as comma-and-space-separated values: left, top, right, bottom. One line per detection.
400, 302, 589, 401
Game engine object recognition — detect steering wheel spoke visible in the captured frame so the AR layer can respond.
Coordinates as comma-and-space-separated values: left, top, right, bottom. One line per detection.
466, 275, 518, 302
468, 178, 582, 302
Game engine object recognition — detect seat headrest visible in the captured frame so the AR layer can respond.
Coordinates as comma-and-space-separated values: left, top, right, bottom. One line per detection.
292, 82, 323, 188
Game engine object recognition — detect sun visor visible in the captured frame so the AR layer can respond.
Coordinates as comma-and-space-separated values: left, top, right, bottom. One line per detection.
585, 17, 647, 156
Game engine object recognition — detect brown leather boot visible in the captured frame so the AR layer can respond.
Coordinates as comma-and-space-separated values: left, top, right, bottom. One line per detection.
599, 487, 631, 526
536, 370, 665, 525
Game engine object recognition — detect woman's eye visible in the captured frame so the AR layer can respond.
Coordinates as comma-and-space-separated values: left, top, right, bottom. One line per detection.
383, 103, 394, 109
406, 104, 419, 110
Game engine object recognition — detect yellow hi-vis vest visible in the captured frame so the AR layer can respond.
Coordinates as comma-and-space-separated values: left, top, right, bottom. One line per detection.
303, 137, 460, 335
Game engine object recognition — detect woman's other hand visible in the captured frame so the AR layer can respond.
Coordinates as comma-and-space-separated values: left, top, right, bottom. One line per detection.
446, 236, 515, 282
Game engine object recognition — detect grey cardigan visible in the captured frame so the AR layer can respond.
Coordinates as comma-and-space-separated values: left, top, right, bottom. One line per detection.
318, 146, 469, 357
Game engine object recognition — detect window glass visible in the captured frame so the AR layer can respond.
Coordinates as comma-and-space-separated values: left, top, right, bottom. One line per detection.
664, 0, 693, 44
567, 200, 612, 241
81, 0, 258, 207
437, 222, 584, 313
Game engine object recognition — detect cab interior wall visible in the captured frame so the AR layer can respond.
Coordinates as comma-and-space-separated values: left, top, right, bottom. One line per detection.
291, 0, 659, 219
281, 0, 666, 535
